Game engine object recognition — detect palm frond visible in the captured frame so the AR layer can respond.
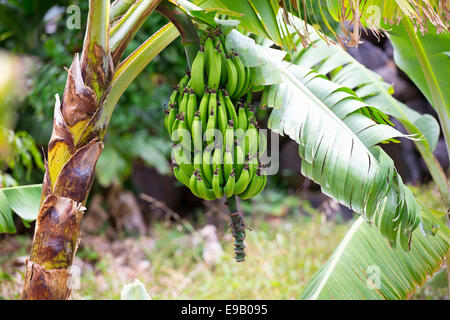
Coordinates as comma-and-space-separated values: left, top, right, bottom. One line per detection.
286, 14, 449, 203
197, 0, 449, 47
300, 210, 449, 299
226, 29, 421, 249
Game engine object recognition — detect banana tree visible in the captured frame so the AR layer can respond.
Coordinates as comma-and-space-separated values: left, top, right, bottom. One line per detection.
0, 0, 447, 299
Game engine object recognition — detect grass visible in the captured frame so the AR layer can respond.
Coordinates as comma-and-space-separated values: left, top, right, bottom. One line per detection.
0, 183, 447, 300
75, 213, 349, 299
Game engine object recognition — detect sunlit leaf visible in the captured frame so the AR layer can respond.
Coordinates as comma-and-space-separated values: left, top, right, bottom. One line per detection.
0, 184, 42, 233
226, 29, 421, 249
300, 211, 449, 299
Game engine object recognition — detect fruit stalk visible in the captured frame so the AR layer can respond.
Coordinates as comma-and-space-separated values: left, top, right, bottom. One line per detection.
225, 196, 247, 262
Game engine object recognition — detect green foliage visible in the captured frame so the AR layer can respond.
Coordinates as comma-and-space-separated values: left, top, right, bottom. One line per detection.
387, 19, 450, 159
0, 184, 42, 233
0, 129, 44, 187
1, 2, 187, 188
300, 212, 448, 299
388, 20, 450, 112
96, 131, 171, 187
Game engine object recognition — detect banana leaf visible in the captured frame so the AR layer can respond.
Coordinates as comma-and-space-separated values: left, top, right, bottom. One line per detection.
300, 210, 449, 299
225, 29, 421, 249
0, 184, 42, 233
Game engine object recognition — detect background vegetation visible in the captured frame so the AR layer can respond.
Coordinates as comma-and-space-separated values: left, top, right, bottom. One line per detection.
0, 0, 447, 299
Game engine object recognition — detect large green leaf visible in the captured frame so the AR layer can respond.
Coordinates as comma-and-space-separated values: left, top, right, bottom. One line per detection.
226, 29, 421, 249
388, 21, 450, 110
285, 14, 448, 205
388, 19, 450, 157
0, 192, 15, 233
0, 184, 42, 233
300, 211, 449, 299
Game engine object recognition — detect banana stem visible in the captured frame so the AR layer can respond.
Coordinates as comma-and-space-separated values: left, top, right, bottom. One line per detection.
225, 196, 246, 262
156, 0, 199, 69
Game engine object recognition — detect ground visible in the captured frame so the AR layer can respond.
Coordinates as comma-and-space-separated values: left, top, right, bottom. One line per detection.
0, 184, 447, 300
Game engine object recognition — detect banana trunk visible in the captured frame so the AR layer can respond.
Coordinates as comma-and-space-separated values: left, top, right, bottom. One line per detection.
22, 53, 112, 299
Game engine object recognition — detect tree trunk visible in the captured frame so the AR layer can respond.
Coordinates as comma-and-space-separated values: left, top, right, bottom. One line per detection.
21, 53, 111, 299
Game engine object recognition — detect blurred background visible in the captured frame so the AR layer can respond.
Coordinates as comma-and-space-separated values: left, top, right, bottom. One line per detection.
0, 0, 447, 299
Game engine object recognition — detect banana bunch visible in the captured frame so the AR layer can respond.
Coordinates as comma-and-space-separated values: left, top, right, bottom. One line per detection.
164, 29, 267, 202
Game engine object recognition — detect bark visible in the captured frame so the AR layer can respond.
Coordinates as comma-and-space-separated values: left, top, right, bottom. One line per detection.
22, 55, 106, 299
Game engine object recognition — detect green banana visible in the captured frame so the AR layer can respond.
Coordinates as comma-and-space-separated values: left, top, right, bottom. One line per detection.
168, 88, 178, 107
193, 151, 203, 177
217, 91, 229, 135
234, 140, 245, 178
186, 89, 197, 130
234, 164, 250, 194
231, 52, 245, 99
169, 108, 181, 136
244, 121, 258, 157
224, 55, 238, 97
177, 74, 190, 106
205, 108, 216, 146
208, 88, 217, 116
223, 90, 238, 127
164, 106, 170, 132
177, 113, 191, 152
192, 111, 203, 152
205, 89, 217, 146
178, 73, 190, 90
173, 164, 191, 187
245, 103, 255, 121
207, 44, 221, 90
224, 120, 234, 151
198, 89, 210, 132
189, 170, 201, 198
247, 155, 258, 178
223, 169, 235, 198
170, 113, 181, 141
202, 146, 213, 185
237, 66, 252, 99
196, 174, 216, 200
179, 89, 189, 115
218, 40, 228, 84
212, 147, 224, 185
255, 169, 267, 195
190, 46, 205, 96
172, 144, 193, 176
223, 146, 234, 178
238, 168, 264, 200
212, 168, 224, 198
204, 36, 214, 73
237, 103, 248, 131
